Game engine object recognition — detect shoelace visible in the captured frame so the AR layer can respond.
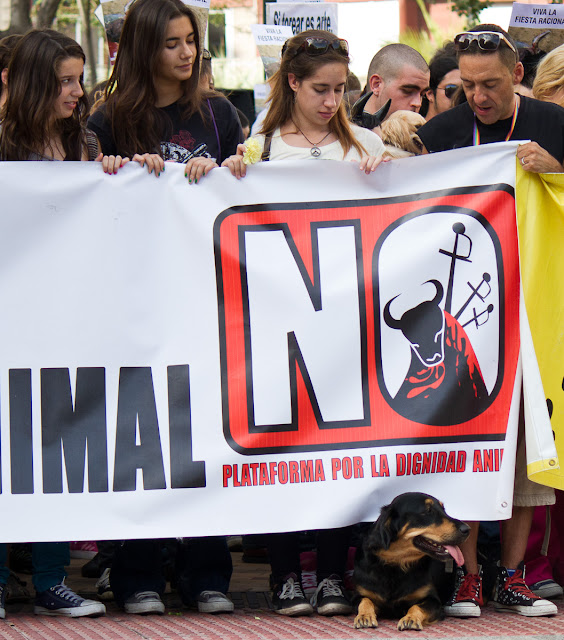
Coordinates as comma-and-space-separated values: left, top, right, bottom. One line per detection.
310, 577, 343, 607
52, 582, 82, 604
503, 572, 539, 599
96, 568, 111, 590
456, 573, 482, 603
134, 591, 161, 601
279, 577, 305, 601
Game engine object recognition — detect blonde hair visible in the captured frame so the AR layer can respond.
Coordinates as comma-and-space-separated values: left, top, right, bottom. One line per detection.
380, 110, 425, 158
533, 44, 564, 106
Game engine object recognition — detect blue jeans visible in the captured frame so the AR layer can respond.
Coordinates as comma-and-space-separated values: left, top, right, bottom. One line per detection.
0, 542, 68, 592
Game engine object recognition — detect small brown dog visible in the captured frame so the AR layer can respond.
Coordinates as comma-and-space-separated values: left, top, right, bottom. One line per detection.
380, 110, 426, 158
353, 492, 469, 631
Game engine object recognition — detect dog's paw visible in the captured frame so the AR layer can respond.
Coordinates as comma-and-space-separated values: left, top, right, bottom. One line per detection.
397, 612, 424, 631
354, 613, 378, 629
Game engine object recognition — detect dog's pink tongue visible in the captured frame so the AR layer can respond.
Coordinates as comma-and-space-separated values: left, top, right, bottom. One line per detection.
445, 545, 464, 567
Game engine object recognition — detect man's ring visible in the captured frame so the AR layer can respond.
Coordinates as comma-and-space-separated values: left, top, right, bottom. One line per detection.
521, 157, 526, 165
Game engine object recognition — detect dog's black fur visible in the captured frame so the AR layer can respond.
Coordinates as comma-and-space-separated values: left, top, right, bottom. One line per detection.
353, 492, 469, 631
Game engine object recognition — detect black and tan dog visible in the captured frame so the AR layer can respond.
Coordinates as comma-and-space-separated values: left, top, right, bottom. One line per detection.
353, 492, 469, 631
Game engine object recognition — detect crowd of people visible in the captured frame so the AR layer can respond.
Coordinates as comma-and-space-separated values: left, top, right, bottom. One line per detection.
0, 0, 563, 624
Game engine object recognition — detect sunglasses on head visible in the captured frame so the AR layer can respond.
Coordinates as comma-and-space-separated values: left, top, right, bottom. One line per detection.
437, 83, 459, 100
282, 37, 349, 59
454, 31, 518, 57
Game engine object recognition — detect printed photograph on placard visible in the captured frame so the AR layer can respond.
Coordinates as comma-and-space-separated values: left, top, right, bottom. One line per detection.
100, 0, 209, 65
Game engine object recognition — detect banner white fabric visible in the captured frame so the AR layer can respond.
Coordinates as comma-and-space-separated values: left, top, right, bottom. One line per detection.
0, 143, 525, 541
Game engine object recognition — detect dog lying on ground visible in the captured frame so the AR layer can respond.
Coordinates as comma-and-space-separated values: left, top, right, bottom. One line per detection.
353, 492, 469, 631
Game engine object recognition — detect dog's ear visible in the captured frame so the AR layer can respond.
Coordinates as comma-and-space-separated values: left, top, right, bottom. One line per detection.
370, 503, 397, 550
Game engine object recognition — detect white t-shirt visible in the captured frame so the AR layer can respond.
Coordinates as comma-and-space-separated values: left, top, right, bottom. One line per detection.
252, 124, 384, 162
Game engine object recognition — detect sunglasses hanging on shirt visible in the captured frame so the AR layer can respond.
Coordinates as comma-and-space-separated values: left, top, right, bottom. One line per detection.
350, 93, 392, 130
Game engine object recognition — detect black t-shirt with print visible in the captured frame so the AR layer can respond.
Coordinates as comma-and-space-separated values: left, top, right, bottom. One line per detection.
88, 96, 243, 164
417, 95, 564, 163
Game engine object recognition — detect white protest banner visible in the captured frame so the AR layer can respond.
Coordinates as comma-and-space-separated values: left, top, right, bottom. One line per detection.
508, 2, 564, 52
0, 143, 528, 542
266, 2, 337, 34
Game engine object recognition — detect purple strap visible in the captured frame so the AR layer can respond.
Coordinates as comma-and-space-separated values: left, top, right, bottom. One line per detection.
207, 99, 221, 162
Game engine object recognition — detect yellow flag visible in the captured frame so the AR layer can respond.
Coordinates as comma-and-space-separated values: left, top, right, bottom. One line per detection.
516, 163, 564, 487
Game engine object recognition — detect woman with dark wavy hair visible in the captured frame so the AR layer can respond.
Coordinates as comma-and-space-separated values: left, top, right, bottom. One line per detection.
0, 29, 128, 173
223, 30, 384, 177
88, 0, 243, 182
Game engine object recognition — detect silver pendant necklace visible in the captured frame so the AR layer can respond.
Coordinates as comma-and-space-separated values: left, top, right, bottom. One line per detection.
293, 121, 332, 157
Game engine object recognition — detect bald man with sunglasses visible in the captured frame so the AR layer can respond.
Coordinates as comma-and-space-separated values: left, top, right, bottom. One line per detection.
418, 24, 564, 173
418, 24, 561, 620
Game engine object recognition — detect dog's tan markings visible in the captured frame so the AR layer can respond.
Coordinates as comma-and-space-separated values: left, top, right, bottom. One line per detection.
378, 524, 428, 569
398, 584, 433, 604
354, 597, 379, 629
397, 604, 430, 631
356, 586, 385, 606
424, 498, 434, 509
421, 520, 461, 544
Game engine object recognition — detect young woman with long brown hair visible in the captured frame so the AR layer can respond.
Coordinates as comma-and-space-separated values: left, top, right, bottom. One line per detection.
88, 0, 243, 182
223, 30, 384, 177
0, 29, 125, 173
87, 0, 240, 616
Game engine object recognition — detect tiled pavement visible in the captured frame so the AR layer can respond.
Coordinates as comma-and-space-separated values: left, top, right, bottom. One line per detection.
1, 553, 564, 640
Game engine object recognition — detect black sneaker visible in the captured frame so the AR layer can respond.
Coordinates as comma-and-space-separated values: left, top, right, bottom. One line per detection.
34, 581, 106, 617
493, 564, 557, 616
0, 582, 6, 619
311, 574, 352, 616
271, 573, 313, 616
444, 566, 483, 618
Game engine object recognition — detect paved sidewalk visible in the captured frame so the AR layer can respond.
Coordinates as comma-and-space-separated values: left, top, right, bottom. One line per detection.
1, 553, 563, 640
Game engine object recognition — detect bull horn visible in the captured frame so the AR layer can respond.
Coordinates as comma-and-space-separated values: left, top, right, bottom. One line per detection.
425, 279, 444, 305
383, 295, 402, 330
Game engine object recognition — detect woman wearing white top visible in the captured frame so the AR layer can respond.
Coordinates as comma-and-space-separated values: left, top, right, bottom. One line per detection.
223, 30, 385, 176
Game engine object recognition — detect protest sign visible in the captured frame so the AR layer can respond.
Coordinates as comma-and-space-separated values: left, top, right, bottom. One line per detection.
266, 3, 337, 35
251, 25, 293, 78
509, 2, 564, 52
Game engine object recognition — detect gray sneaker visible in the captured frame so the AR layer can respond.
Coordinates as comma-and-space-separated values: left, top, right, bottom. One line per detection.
124, 591, 165, 615
197, 590, 234, 613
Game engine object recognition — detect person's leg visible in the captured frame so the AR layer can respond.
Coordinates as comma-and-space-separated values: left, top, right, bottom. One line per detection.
492, 414, 557, 617
444, 521, 483, 618
550, 490, 564, 584
268, 532, 312, 616
501, 506, 534, 570
313, 527, 353, 616
31, 542, 68, 592
523, 506, 554, 587
0, 544, 8, 619
176, 536, 233, 612
0, 544, 9, 586
268, 532, 301, 584
32, 543, 106, 618
316, 526, 351, 581
110, 539, 165, 613
460, 522, 480, 574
